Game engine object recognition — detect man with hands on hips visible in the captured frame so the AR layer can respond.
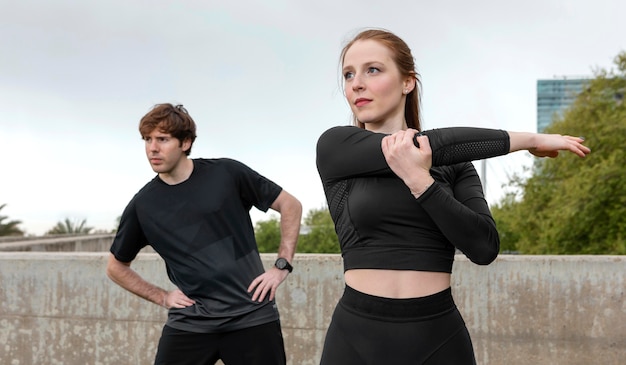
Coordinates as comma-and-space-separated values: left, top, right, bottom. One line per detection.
106, 103, 301, 365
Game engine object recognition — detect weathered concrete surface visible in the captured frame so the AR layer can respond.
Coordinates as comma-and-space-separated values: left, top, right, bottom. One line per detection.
0, 234, 115, 252
454, 255, 625, 365
0, 253, 624, 365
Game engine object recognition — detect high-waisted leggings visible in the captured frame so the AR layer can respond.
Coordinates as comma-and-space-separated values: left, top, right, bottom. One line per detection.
320, 286, 476, 365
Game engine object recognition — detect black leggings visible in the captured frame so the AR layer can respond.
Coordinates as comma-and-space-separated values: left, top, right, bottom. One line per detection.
320, 286, 476, 365
154, 320, 286, 365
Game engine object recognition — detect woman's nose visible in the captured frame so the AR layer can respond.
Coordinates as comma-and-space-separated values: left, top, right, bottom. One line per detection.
351, 74, 365, 91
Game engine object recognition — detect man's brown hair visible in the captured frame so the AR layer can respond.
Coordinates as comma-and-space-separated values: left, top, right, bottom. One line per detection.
139, 103, 197, 156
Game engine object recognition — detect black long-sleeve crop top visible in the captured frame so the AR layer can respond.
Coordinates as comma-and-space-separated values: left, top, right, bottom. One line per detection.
316, 126, 510, 273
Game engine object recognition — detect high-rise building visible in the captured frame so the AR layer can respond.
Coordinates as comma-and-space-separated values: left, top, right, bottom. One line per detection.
537, 77, 589, 132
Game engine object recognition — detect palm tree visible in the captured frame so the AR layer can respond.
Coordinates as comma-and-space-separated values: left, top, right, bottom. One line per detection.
0, 204, 24, 236
46, 218, 93, 235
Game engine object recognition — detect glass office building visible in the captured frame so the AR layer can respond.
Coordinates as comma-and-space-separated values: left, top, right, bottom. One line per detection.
537, 78, 589, 132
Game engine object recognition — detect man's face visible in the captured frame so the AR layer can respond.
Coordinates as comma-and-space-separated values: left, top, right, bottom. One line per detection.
143, 129, 189, 174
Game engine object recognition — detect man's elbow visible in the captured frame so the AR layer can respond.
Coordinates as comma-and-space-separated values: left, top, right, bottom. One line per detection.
291, 198, 303, 218
280, 192, 303, 217
105, 253, 128, 282
105, 261, 117, 281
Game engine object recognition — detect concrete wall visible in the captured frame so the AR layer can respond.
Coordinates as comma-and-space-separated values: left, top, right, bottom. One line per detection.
0, 252, 624, 365
0, 234, 115, 252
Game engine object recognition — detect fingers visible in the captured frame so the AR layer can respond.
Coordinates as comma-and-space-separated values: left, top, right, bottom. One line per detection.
248, 270, 285, 302
256, 284, 277, 302
414, 134, 432, 154
565, 135, 585, 144
248, 276, 271, 301
569, 146, 586, 158
533, 134, 591, 159
247, 276, 262, 293
564, 135, 591, 158
381, 135, 390, 155
412, 132, 420, 148
381, 132, 405, 154
248, 278, 262, 301
251, 281, 277, 302
382, 130, 430, 151
164, 289, 196, 309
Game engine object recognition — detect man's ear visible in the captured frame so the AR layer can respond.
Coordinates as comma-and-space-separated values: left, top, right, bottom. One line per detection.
181, 138, 192, 153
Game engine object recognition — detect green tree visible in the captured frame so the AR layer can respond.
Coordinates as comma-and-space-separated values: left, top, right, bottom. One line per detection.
255, 214, 281, 253
297, 206, 340, 253
492, 51, 626, 254
0, 204, 24, 236
254, 206, 340, 253
46, 218, 94, 235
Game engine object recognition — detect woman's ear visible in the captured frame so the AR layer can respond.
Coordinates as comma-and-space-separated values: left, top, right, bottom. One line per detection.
403, 76, 416, 94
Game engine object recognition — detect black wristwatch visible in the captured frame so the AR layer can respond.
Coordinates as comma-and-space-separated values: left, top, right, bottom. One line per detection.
274, 258, 293, 273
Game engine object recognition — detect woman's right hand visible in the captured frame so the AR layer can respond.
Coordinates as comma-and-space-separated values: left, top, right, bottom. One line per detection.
382, 129, 435, 197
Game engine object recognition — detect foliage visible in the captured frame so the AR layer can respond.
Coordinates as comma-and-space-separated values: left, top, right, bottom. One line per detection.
255, 206, 340, 253
0, 204, 24, 236
297, 206, 340, 253
255, 215, 282, 253
46, 218, 94, 235
492, 51, 626, 254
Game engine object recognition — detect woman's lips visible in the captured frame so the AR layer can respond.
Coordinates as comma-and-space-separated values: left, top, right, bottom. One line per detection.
355, 98, 371, 107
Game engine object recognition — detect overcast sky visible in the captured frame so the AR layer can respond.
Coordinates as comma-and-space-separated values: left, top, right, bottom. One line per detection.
1, 0, 624, 235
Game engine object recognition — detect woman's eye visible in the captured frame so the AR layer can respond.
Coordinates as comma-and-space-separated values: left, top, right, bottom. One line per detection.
344, 71, 354, 80
368, 67, 380, 74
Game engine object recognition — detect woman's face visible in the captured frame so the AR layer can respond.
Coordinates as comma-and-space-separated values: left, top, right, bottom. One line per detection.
342, 39, 413, 133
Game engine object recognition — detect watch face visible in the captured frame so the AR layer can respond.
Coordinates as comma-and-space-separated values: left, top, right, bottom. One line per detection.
275, 258, 292, 272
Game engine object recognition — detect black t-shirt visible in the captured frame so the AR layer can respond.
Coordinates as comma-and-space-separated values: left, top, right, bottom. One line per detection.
110, 158, 282, 333
316, 126, 510, 273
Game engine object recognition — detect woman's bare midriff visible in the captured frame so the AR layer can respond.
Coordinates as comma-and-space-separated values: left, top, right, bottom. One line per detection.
344, 269, 451, 299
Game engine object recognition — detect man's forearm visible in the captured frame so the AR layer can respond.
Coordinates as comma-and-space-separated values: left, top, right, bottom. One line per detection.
278, 213, 300, 261
277, 197, 302, 262
107, 255, 168, 307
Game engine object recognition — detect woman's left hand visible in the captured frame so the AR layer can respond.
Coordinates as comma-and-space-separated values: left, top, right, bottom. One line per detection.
509, 132, 591, 158
528, 134, 591, 158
